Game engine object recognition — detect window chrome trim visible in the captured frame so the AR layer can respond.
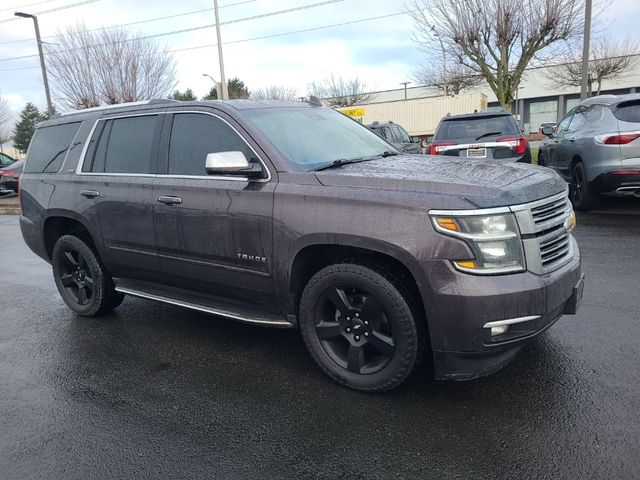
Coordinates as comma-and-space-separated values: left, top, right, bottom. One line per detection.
75, 110, 272, 183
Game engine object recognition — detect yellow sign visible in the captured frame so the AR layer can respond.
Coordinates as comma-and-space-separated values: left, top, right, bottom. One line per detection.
339, 107, 365, 118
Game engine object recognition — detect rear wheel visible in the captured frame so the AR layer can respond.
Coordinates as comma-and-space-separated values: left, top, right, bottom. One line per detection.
52, 235, 124, 316
570, 162, 599, 211
537, 151, 546, 167
299, 262, 425, 392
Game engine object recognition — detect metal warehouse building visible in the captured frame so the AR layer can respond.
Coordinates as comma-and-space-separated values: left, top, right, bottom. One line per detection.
359, 54, 640, 134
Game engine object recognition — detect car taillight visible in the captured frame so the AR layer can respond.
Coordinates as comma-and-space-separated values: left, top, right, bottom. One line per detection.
497, 136, 528, 156
2, 171, 15, 177
597, 133, 640, 145
428, 141, 457, 155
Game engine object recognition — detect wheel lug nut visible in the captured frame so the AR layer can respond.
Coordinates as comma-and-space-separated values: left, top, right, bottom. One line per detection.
354, 335, 360, 341
346, 328, 351, 333
355, 313, 359, 317
364, 332, 369, 337
346, 316, 351, 321
364, 320, 368, 325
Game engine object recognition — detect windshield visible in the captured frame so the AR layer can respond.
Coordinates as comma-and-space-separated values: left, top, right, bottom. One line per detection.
240, 107, 397, 171
437, 115, 520, 141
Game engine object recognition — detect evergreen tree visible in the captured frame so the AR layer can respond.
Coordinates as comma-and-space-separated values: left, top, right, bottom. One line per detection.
169, 88, 197, 101
202, 77, 250, 100
13, 103, 47, 153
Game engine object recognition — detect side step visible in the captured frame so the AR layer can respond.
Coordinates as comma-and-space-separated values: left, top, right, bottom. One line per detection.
115, 279, 295, 329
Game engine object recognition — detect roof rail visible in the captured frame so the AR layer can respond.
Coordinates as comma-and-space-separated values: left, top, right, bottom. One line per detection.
56, 98, 178, 117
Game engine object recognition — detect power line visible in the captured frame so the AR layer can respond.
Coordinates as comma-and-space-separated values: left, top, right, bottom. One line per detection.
0, 0, 59, 13
0, 0, 257, 46
0, 0, 344, 62
0, 9, 414, 72
0, 0, 99, 23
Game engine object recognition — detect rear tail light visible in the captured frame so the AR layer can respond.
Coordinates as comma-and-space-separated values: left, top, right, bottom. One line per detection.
2, 171, 16, 177
595, 132, 640, 145
497, 136, 528, 156
428, 141, 457, 155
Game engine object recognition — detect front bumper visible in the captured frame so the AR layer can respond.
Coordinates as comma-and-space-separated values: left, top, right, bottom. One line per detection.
421, 238, 582, 380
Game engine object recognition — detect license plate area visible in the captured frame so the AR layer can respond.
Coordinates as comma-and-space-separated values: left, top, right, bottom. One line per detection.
467, 148, 487, 158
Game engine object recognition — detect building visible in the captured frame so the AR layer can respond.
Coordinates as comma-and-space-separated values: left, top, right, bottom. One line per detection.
359, 54, 640, 134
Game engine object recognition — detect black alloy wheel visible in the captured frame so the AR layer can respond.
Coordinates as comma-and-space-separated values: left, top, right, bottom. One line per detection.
299, 262, 424, 392
314, 285, 396, 375
52, 235, 124, 316
570, 162, 599, 211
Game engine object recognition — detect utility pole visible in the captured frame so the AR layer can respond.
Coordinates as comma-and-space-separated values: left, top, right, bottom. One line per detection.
213, 0, 228, 100
15, 11, 53, 116
400, 82, 411, 100
580, 0, 592, 100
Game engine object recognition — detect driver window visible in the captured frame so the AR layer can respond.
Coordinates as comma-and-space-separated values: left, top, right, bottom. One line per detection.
555, 113, 574, 134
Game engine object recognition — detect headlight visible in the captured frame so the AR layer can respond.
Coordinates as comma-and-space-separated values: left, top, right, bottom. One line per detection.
430, 212, 525, 274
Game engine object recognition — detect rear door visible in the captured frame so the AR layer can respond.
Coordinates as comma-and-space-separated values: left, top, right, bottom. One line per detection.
152, 110, 275, 306
76, 112, 163, 280
613, 100, 640, 167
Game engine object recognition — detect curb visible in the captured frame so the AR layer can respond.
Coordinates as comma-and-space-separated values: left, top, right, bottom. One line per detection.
0, 207, 20, 215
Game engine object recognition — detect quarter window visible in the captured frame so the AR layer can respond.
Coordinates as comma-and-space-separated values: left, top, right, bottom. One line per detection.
25, 122, 81, 173
167, 113, 255, 176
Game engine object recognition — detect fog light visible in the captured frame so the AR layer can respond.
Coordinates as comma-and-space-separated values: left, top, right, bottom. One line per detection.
490, 325, 509, 336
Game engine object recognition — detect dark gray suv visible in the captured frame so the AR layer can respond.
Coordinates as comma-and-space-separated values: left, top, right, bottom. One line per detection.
539, 94, 640, 210
19, 99, 584, 391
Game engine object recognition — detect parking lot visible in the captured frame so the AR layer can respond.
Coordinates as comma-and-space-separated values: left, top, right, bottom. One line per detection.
1, 200, 639, 480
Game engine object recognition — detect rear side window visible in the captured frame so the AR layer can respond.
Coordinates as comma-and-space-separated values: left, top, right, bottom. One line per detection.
614, 102, 640, 123
25, 122, 81, 173
167, 113, 254, 176
84, 115, 159, 174
436, 115, 519, 141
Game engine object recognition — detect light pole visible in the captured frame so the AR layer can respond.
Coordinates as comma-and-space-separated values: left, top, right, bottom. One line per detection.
400, 81, 411, 100
202, 74, 222, 100
580, 0, 592, 100
213, 0, 229, 100
15, 11, 53, 116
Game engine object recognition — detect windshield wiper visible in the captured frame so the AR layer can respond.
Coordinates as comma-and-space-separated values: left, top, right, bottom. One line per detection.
313, 151, 397, 171
475, 131, 502, 141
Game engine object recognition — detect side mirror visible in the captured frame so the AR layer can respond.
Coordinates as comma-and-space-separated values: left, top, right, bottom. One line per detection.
542, 126, 554, 137
205, 151, 263, 178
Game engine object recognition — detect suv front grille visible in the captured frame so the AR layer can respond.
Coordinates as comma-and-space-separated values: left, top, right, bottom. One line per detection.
512, 191, 575, 275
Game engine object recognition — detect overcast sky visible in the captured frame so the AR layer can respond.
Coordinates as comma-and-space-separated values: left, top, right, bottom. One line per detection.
1, 0, 639, 117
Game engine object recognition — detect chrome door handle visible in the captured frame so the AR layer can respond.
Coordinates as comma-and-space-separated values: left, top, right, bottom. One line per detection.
157, 195, 182, 205
80, 190, 100, 199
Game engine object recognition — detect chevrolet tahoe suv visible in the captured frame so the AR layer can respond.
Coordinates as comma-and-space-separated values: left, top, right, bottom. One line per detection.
19, 99, 584, 392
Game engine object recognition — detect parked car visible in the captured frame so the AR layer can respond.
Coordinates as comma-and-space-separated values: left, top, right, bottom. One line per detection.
429, 111, 531, 163
367, 121, 421, 154
19, 99, 583, 392
539, 94, 640, 210
0, 152, 16, 167
538, 122, 557, 134
0, 159, 23, 195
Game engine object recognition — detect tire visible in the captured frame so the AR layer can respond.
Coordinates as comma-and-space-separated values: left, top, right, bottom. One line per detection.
52, 235, 124, 316
537, 151, 546, 167
570, 162, 599, 211
299, 262, 425, 392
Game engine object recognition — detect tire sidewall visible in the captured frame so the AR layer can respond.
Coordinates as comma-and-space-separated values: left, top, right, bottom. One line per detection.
299, 264, 420, 391
52, 235, 106, 316
571, 162, 596, 210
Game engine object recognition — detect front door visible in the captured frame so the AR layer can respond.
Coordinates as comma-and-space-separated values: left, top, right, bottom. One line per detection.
152, 111, 275, 306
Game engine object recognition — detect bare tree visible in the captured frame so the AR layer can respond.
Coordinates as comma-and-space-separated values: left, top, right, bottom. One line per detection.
414, 62, 483, 95
250, 86, 299, 101
45, 23, 177, 109
545, 37, 639, 97
308, 74, 373, 107
408, 0, 586, 109
0, 93, 11, 152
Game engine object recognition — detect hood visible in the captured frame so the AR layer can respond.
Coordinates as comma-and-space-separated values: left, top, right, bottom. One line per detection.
314, 155, 566, 208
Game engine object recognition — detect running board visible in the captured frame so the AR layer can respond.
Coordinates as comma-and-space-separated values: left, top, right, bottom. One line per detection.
115, 281, 295, 329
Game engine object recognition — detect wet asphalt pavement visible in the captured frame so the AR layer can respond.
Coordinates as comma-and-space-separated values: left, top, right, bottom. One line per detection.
1, 199, 639, 480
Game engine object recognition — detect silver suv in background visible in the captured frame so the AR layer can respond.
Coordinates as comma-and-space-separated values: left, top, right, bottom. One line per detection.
539, 94, 640, 210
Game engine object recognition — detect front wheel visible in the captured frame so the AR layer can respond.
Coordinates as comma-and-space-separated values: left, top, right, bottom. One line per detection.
299, 263, 425, 392
52, 235, 124, 316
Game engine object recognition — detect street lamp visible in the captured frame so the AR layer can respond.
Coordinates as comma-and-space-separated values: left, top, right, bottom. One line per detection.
400, 81, 411, 100
14, 11, 53, 116
202, 73, 222, 100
